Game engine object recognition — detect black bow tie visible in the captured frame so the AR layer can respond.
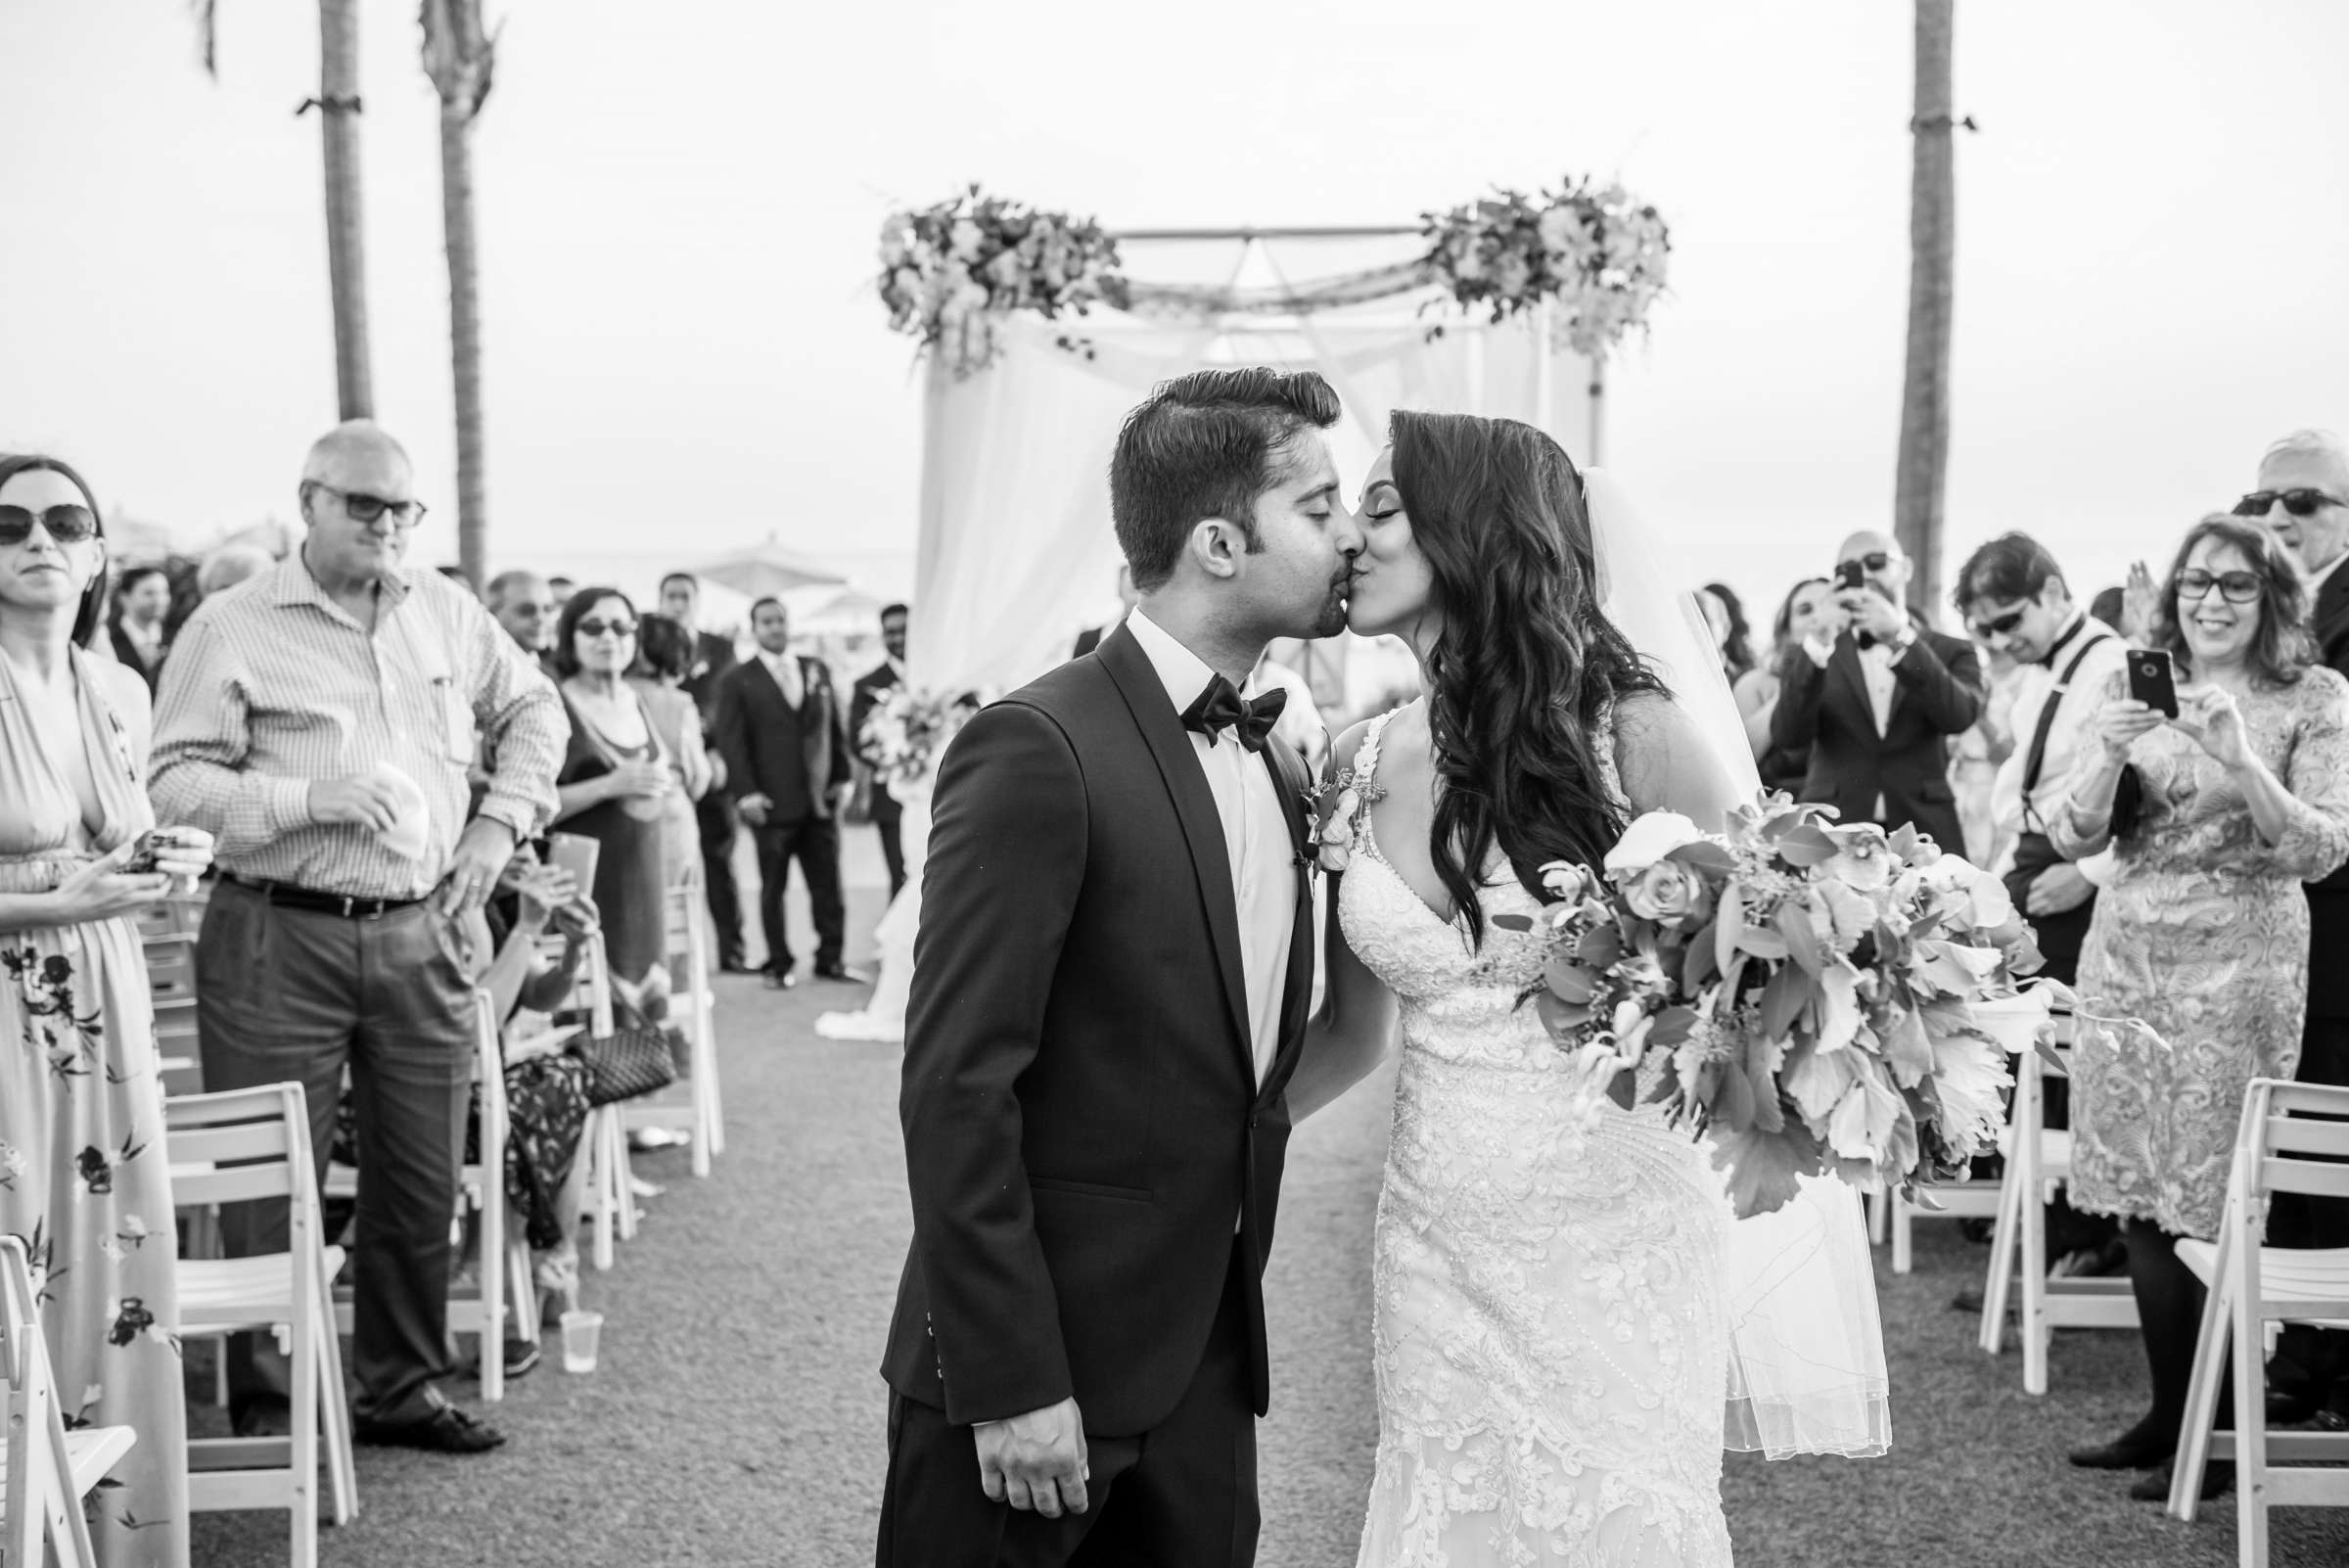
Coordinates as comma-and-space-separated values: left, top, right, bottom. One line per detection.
1180, 674, 1286, 753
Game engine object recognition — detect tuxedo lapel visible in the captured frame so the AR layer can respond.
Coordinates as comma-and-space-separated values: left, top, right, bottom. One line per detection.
1827, 634, 1876, 734
1096, 627, 1256, 1078
1257, 738, 1317, 1102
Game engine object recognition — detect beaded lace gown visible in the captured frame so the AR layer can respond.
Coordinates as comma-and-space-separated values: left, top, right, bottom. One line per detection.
1342, 705, 1735, 1568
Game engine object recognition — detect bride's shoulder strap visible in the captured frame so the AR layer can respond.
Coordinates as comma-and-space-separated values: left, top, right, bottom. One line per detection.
1352, 704, 1405, 786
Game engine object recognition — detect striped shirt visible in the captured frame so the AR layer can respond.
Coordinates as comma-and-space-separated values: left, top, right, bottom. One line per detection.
150, 554, 567, 899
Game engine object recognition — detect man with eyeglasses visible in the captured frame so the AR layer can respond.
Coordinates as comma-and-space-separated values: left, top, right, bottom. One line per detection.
2248, 428, 2349, 1431
1770, 530, 1985, 856
151, 419, 566, 1455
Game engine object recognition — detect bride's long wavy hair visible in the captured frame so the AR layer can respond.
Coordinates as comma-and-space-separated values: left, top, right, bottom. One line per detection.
1388, 410, 1667, 946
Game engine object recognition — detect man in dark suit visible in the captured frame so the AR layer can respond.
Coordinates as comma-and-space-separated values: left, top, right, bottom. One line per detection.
661, 571, 749, 971
712, 595, 856, 989
850, 601, 910, 897
2250, 429, 2349, 1425
107, 564, 172, 692
877, 367, 1363, 1566
1769, 530, 1984, 853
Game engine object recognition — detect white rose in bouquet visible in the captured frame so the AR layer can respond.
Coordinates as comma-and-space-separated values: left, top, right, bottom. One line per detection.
1602, 811, 1704, 878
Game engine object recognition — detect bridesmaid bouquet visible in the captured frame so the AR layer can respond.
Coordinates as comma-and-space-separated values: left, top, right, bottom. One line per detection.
1498, 799, 2063, 1219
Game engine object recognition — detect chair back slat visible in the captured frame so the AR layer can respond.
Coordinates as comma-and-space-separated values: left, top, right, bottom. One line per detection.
164, 1084, 311, 1209
2260, 1156, 2349, 1201
165, 1121, 294, 1168
165, 1084, 303, 1130
2266, 1115, 2349, 1159
170, 1165, 294, 1207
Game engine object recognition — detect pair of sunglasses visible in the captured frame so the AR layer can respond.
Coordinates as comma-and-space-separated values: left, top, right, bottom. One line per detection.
576, 619, 637, 639
2234, 488, 2345, 519
1966, 606, 2028, 640
1839, 551, 1892, 573
0, 503, 100, 546
2177, 568, 2262, 604
309, 481, 428, 528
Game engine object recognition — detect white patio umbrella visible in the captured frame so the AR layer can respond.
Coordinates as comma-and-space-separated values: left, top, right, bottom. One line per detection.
689, 537, 848, 599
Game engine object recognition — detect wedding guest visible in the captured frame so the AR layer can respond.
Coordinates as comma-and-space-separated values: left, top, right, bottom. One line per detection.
1958, 534, 2127, 987
0, 452, 215, 1568
628, 612, 714, 896
1949, 643, 2020, 867
195, 541, 274, 598
1768, 531, 1984, 853
551, 589, 673, 989
107, 563, 171, 693
2052, 515, 2349, 1499
485, 569, 559, 673
547, 575, 576, 612
1070, 560, 1137, 659
1735, 576, 1833, 796
2090, 586, 2128, 637
152, 419, 564, 1454
1699, 580, 1755, 684
712, 596, 857, 988
436, 564, 480, 598
659, 572, 749, 972
850, 602, 910, 898
2242, 427, 2349, 1426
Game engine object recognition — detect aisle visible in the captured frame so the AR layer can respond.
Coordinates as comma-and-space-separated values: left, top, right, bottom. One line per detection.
187, 875, 2349, 1565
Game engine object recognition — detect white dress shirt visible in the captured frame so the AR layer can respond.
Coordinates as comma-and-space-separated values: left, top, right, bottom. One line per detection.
1990, 614, 2129, 875
759, 647, 805, 710
1126, 608, 1296, 1088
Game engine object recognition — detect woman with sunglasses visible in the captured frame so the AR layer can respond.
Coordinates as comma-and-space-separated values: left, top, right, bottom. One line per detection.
550, 587, 673, 993
0, 454, 214, 1568
2051, 515, 2349, 1501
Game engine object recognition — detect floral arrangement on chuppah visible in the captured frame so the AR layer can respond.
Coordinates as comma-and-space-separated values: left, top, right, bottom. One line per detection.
858, 689, 983, 793
1420, 176, 1672, 358
1316, 792, 2059, 1220
878, 186, 1128, 378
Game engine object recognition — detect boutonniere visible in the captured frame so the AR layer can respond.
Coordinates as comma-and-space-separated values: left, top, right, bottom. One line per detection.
1303, 766, 1385, 875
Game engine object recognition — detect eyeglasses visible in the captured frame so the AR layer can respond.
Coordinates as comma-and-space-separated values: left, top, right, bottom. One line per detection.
1839, 551, 1892, 573
307, 481, 427, 529
0, 504, 100, 546
2176, 568, 2263, 604
576, 619, 637, 639
2234, 488, 2346, 519
1966, 606, 2028, 640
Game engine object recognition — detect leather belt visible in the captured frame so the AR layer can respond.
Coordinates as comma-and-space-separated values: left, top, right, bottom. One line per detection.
218, 871, 425, 921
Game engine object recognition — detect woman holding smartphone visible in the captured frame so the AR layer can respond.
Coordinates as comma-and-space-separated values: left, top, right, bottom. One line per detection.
2052, 514, 2349, 1501
0, 454, 213, 1568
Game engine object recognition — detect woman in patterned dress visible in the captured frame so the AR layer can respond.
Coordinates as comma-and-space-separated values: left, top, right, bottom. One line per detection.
0, 454, 213, 1568
2051, 515, 2349, 1500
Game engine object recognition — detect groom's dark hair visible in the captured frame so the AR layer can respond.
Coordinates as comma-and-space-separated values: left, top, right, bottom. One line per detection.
1110, 367, 1341, 592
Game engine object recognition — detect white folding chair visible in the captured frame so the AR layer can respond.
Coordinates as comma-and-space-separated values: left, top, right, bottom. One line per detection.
622, 880, 723, 1178
2169, 1078, 2349, 1557
168, 1082, 356, 1568
554, 932, 630, 1270
1, 1235, 137, 1568
142, 934, 206, 1099
1975, 1011, 2138, 1392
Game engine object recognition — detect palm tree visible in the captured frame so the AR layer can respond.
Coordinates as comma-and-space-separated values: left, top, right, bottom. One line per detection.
1896, 0, 1957, 615
421, 0, 498, 589
191, 2, 376, 419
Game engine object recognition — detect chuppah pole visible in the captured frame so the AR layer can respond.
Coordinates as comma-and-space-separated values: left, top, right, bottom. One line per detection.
1588, 354, 1607, 467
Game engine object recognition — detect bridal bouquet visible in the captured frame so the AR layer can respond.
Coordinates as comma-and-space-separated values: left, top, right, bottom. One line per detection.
1499, 799, 2061, 1219
859, 689, 979, 792
878, 186, 1128, 378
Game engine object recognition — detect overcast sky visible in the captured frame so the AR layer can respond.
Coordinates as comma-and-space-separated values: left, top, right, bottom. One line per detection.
4, 0, 2343, 617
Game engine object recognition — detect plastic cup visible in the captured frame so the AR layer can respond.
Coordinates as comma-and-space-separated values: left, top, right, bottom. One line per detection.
559, 1309, 604, 1374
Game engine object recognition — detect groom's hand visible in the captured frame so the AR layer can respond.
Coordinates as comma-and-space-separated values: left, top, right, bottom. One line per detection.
974, 1397, 1089, 1518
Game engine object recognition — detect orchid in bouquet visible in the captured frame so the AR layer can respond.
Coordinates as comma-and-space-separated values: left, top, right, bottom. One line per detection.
859, 688, 980, 793
1495, 797, 2063, 1220
878, 186, 1129, 378
1421, 175, 1672, 359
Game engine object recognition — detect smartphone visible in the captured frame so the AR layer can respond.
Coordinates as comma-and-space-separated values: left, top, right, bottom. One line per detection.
1835, 560, 1866, 591
2127, 647, 2179, 718
121, 829, 163, 875
545, 831, 601, 893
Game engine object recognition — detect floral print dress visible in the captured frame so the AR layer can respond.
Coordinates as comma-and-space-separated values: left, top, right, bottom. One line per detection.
0, 645, 185, 1568
2050, 666, 2349, 1239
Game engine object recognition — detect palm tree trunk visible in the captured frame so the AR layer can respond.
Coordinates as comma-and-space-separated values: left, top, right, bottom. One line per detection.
318, 0, 373, 420
1896, 0, 1956, 616
423, 0, 495, 588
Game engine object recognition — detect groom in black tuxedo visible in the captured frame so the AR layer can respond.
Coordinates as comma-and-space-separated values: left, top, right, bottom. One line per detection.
878, 368, 1364, 1567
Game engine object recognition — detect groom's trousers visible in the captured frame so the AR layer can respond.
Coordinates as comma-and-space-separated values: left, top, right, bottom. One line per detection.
876, 1248, 1259, 1568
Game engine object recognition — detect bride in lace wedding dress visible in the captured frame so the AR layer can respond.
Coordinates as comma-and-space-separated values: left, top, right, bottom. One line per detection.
1283, 413, 1887, 1567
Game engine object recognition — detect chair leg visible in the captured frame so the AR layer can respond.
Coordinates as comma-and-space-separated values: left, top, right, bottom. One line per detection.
291, 1272, 319, 1568
2018, 1159, 2050, 1396
1979, 1170, 2022, 1357
1890, 1194, 1913, 1275
588, 1110, 617, 1272
311, 1237, 357, 1526
481, 1188, 504, 1405
2230, 1228, 2268, 1566
507, 1229, 539, 1352
1866, 1188, 1888, 1245
690, 1016, 716, 1178
605, 1110, 639, 1242
2169, 1227, 2234, 1522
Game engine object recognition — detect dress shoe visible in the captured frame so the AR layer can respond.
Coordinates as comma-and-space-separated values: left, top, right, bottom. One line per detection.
2132, 1459, 2231, 1502
2068, 1430, 2173, 1470
718, 957, 754, 975
355, 1404, 508, 1454
2268, 1388, 2322, 1426
461, 1338, 542, 1381
231, 1397, 293, 1439
1950, 1283, 1985, 1314
763, 966, 797, 991
813, 962, 870, 984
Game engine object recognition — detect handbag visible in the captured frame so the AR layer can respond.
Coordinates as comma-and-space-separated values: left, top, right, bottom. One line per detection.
574, 994, 678, 1106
